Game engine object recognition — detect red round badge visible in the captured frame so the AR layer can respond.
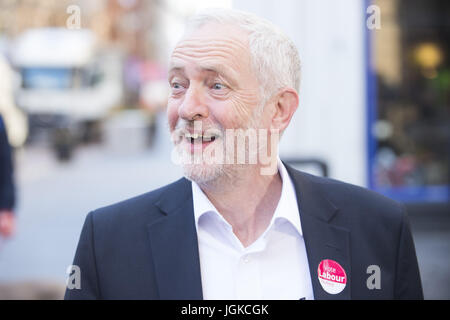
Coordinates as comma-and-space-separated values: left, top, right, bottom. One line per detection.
317, 259, 347, 294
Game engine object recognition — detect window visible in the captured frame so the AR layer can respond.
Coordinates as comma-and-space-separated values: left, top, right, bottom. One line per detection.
368, 0, 449, 202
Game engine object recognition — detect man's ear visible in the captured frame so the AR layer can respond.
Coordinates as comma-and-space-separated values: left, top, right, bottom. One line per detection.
270, 88, 299, 132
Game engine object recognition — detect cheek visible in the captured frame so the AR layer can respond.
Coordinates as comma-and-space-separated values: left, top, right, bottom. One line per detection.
228, 91, 261, 127
167, 99, 180, 131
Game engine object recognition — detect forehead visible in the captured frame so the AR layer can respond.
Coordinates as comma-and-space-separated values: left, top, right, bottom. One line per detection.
170, 23, 251, 74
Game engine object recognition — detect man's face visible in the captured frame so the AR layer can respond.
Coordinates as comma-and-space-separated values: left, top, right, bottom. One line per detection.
167, 23, 270, 183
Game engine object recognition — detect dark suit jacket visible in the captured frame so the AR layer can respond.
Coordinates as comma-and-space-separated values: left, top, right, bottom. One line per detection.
0, 115, 15, 210
65, 165, 423, 300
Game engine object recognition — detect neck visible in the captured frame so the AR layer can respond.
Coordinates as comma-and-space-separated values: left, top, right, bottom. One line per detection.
197, 162, 283, 247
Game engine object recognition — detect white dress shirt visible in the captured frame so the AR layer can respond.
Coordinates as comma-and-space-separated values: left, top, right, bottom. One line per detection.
192, 160, 314, 300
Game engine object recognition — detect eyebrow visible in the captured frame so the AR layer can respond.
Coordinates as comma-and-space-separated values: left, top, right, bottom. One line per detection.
168, 66, 185, 77
168, 65, 237, 86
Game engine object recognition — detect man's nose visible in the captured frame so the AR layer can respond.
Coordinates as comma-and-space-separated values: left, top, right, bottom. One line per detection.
178, 86, 209, 121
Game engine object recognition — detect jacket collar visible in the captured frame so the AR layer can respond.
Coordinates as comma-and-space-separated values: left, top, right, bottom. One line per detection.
284, 164, 351, 299
147, 178, 203, 300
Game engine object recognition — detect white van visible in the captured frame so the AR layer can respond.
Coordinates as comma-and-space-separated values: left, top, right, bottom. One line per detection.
11, 28, 123, 160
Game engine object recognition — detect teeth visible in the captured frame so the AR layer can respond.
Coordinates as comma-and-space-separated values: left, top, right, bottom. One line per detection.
185, 133, 200, 140
185, 133, 199, 139
184, 133, 216, 142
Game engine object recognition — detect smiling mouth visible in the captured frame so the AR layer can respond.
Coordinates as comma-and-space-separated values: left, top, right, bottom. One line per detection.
185, 132, 218, 144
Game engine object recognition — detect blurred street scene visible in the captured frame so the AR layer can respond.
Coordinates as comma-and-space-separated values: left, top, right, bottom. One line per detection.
0, 0, 448, 299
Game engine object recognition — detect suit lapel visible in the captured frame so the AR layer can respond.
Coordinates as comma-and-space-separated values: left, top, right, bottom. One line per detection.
147, 178, 203, 300
285, 164, 351, 300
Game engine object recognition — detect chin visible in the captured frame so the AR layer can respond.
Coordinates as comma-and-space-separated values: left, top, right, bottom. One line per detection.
174, 139, 228, 184
182, 163, 225, 185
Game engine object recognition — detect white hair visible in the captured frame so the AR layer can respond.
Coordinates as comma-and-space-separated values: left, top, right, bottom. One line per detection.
184, 8, 301, 106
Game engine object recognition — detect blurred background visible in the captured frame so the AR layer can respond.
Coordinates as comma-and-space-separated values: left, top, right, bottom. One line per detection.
0, 0, 448, 299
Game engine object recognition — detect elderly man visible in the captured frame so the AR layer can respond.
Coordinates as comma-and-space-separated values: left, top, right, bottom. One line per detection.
65, 9, 423, 300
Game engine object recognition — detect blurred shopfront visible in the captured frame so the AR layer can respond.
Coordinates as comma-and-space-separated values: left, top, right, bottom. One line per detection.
368, 0, 449, 204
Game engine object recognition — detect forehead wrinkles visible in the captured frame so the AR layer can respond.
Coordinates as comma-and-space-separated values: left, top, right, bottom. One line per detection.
171, 37, 251, 72
174, 37, 249, 55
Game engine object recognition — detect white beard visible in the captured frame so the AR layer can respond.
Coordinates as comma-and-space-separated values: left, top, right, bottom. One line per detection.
171, 105, 265, 186
174, 135, 234, 185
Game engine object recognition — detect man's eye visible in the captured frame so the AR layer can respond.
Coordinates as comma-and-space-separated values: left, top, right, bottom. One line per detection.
212, 83, 226, 90
170, 82, 187, 94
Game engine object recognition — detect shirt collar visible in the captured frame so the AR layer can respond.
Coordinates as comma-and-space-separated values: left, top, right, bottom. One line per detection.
274, 158, 303, 236
191, 158, 303, 236
191, 180, 219, 226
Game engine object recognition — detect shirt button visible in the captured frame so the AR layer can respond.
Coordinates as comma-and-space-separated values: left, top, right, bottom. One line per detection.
243, 256, 250, 263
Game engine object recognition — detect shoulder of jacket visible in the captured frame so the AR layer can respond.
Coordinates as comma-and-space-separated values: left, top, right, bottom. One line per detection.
289, 168, 405, 221
89, 177, 190, 223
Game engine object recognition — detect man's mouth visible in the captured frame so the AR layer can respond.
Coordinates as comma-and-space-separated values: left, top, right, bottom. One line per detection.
185, 132, 218, 144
